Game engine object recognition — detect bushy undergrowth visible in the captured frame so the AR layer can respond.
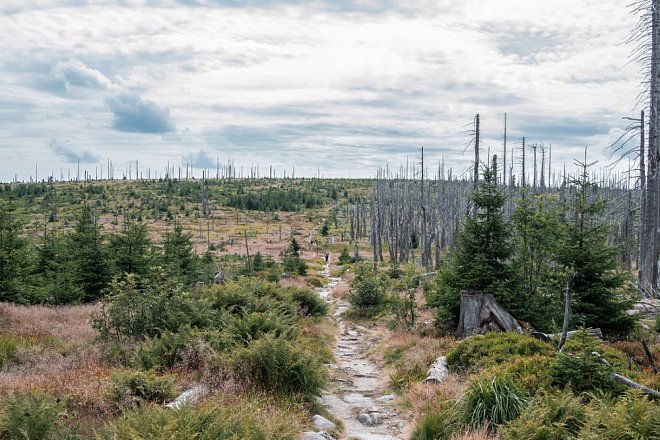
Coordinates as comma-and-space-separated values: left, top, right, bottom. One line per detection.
97, 277, 329, 401
411, 331, 659, 438
0, 392, 63, 440
501, 390, 660, 439
347, 264, 388, 316
460, 375, 529, 430
101, 401, 299, 440
549, 331, 627, 395
234, 334, 326, 397
109, 370, 176, 408
446, 332, 554, 374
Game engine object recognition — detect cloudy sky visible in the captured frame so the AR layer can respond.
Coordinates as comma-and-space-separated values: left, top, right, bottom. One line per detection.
0, 0, 645, 181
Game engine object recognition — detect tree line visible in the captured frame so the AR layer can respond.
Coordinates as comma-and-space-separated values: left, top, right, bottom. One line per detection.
0, 202, 213, 305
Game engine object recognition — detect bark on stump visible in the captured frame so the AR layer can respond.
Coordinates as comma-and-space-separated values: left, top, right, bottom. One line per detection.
456, 291, 522, 338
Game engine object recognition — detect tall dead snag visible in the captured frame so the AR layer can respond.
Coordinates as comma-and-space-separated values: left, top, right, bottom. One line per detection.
639, 0, 660, 291
473, 114, 480, 219
456, 291, 522, 338
558, 272, 576, 351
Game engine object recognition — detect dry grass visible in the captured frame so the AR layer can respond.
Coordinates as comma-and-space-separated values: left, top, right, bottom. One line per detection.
331, 280, 350, 300
376, 331, 456, 367
0, 302, 99, 344
0, 302, 113, 420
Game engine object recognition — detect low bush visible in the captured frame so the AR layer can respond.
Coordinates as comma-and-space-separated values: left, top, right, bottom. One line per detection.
581, 390, 660, 438
479, 354, 554, 394
234, 334, 325, 398
549, 331, 626, 395
501, 390, 660, 439
500, 390, 589, 440
101, 401, 298, 440
225, 311, 297, 344
348, 264, 388, 316
288, 287, 328, 317
93, 272, 211, 340
389, 360, 428, 392
0, 392, 63, 440
133, 328, 228, 370
458, 374, 529, 430
411, 400, 460, 440
446, 332, 554, 374
109, 369, 176, 408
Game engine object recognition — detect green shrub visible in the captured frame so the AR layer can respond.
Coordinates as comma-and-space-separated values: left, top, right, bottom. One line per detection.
446, 332, 555, 374
0, 336, 18, 369
93, 271, 211, 340
234, 334, 325, 398
411, 400, 460, 440
0, 392, 62, 440
581, 390, 660, 439
109, 369, 176, 407
480, 354, 554, 394
101, 402, 297, 440
549, 331, 625, 395
502, 390, 660, 440
459, 374, 529, 430
288, 288, 328, 317
389, 361, 428, 392
225, 311, 296, 344
348, 264, 388, 316
500, 390, 588, 440
133, 329, 228, 370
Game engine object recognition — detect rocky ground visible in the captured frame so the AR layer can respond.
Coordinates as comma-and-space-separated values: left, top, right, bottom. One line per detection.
303, 265, 406, 440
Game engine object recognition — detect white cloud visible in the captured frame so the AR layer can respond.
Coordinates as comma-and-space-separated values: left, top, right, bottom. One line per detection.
51, 58, 112, 90
0, 0, 646, 181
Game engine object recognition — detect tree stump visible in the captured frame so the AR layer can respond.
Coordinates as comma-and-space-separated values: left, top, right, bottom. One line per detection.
456, 291, 522, 338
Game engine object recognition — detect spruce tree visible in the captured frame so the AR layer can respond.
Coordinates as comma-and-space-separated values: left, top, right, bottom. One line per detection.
69, 205, 110, 301
0, 202, 30, 303
558, 160, 636, 337
109, 221, 152, 277
427, 157, 514, 329
163, 223, 197, 283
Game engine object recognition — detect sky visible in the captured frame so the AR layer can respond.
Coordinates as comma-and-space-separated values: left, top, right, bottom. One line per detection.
0, 0, 646, 182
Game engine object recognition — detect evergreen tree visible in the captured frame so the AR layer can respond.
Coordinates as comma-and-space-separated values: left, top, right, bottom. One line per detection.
427, 158, 514, 330
35, 232, 84, 304
69, 205, 110, 301
0, 202, 31, 303
557, 160, 636, 337
510, 193, 565, 330
109, 221, 152, 277
283, 237, 307, 275
162, 223, 197, 283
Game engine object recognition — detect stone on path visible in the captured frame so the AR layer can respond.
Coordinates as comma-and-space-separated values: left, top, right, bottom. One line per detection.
312, 414, 337, 431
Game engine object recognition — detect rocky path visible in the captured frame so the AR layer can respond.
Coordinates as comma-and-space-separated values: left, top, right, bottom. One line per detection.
312, 264, 405, 440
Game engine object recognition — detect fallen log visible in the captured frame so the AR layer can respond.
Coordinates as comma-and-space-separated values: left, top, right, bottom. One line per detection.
165, 384, 209, 409
592, 352, 660, 399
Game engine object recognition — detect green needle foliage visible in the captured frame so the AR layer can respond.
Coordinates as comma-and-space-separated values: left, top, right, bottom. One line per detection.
427, 158, 514, 330
0, 202, 31, 303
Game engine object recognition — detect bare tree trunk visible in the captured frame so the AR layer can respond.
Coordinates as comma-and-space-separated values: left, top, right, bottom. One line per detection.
641, 1, 660, 290
559, 273, 576, 351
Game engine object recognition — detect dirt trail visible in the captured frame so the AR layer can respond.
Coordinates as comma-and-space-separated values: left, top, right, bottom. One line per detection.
316, 263, 406, 440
